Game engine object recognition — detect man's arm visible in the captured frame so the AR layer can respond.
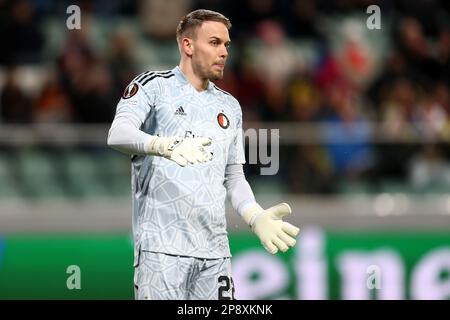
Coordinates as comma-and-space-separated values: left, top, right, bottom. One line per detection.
107, 114, 155, 155
107, 115, 212, 166
107, 80, 212, 166
224, 164, 300, 254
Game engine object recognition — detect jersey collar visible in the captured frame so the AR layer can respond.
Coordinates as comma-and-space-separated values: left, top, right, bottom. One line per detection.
173, 66, 214, 92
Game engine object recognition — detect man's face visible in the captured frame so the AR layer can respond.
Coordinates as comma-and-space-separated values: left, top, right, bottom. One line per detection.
190, 21, 230, 81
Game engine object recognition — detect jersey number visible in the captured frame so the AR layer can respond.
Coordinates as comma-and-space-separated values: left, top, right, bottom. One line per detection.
218, 275, 235, 300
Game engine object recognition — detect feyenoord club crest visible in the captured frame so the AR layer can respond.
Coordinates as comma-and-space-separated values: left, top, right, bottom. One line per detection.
122, 83, 138, 99
217, 112, 230, 129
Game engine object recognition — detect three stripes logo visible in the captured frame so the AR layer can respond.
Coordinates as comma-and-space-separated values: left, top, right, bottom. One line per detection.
174, 106, 187, 116
134, 70, 174, 86
123, 70, 174, 101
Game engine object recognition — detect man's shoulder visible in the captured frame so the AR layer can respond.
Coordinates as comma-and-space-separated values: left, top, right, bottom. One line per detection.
212, 84, 240, 108
131, 69, 175, 88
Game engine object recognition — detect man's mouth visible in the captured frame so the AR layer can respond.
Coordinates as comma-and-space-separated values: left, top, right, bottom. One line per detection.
213, 63, 225, 70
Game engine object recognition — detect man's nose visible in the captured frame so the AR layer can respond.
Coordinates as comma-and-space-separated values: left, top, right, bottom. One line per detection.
220, 45, 228, 58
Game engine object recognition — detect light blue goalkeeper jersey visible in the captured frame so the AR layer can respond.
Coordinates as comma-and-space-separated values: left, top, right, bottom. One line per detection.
114, 66, 245, 261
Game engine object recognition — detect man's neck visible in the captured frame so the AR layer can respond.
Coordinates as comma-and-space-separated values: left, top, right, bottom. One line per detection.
179, 61, 209, 92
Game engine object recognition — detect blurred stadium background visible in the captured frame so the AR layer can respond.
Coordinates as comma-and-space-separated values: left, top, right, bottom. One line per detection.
0, 0, 449, 299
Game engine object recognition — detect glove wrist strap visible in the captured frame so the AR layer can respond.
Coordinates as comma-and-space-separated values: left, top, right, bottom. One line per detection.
249, 211, 264, 228
242, 203, 265, 228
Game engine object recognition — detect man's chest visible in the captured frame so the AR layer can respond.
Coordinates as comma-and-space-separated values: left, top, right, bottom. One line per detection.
153, 90, 236, 144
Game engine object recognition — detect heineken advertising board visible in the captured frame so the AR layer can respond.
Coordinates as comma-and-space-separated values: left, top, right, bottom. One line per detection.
0, 227, 449, 299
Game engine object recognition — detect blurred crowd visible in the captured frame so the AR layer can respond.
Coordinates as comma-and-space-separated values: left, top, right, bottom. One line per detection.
0, 0, 449, 194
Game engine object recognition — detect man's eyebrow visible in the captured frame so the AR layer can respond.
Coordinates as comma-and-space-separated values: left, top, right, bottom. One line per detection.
209, 36, 231, 43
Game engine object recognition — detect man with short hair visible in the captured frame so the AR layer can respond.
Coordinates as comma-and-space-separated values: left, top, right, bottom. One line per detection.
107, 9, 300, 300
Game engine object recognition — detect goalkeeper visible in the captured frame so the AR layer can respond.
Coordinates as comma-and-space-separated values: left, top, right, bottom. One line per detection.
107, 9, 300, 300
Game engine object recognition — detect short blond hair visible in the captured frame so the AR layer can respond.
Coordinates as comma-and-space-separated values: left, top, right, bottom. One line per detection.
176, 9, 231, 44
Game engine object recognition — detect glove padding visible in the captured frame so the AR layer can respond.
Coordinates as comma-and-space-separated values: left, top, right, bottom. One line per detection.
243, 203, 300, 254
147, 136, 213, 167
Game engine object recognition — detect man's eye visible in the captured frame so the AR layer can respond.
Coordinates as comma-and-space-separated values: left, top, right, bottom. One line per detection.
211, 41, 218, 46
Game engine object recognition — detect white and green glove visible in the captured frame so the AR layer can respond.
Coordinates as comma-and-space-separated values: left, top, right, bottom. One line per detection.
147, 136, 213, 167
243, 203, 300, 254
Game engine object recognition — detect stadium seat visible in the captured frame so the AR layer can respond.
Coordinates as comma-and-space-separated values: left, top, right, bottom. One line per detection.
61, 148, 109, 199
337, 180, 373, 194
0, 153, 21, 198
16, 148, 67, 199
96, 151, 131, 197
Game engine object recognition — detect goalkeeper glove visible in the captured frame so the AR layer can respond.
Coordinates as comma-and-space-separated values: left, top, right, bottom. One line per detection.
242, 203, 300, 254
146, 136, 213, 167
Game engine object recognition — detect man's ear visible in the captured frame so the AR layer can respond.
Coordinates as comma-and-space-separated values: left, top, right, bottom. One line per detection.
181, 38, 194, 56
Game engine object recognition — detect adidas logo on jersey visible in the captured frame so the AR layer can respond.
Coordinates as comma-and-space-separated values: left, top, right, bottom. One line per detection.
174, 106, 187, 116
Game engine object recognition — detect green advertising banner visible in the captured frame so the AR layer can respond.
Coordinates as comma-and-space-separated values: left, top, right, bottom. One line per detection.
0, 228, 449, 299
0, 234, 135, 299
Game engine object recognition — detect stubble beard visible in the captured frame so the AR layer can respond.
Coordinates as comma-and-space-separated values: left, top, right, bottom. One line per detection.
208, 70, 223, 81
194, 59, 224, 81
